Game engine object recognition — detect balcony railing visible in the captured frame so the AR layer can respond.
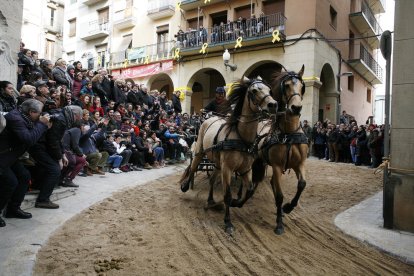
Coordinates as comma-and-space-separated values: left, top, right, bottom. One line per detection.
81, 19, 110, 40
177, 13, 286, 50
110, 41, 176, 68
147, 0, 175, 20
44, 24, 63, 35
113, 8, 137, 29
361, 0, 382, 35
348, 44, 383, 84
359, 44, 382, 80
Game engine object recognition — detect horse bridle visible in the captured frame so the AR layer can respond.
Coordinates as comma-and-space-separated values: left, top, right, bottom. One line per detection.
278, 73, 305, 111
246, 80, 273, 114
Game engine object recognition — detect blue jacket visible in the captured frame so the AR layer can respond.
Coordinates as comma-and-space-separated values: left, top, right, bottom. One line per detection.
0, 109, 48, 167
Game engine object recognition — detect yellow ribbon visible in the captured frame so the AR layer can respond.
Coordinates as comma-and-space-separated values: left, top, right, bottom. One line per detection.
272, 30, 281, 43
179, 91, 185, 101
97, 55, 102, 66
199, 43, 208, 54
204, 0, 210, 3
144, 55, 149, 64
173, 48, 180, 60
234, 37, 243, 49
176, 1, 181, 10
123, 59, 129, 68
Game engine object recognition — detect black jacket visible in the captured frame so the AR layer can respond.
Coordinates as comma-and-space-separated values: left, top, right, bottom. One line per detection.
172, 94, 182, 114
0, 109, 48, 167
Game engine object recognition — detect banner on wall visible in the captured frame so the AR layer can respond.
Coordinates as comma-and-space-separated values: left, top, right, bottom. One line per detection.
127, 47, 146, 60
112, 60, 173, 79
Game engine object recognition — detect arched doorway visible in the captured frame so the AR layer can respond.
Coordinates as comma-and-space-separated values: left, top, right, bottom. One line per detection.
147, 73, 174, 99
244, 61, 283, 85
187, 68, 225, 114
319, 63, 337, 123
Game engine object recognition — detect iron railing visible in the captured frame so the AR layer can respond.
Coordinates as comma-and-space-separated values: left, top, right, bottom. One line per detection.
361, 0, 382, 34
110, 41, 176, 66
175, 12, 286, 49
360, 44, 383, 80
147, 0, 175, 14
87, 19, 109, 34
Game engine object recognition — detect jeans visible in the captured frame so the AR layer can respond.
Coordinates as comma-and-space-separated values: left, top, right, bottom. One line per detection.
154, 147, 164, 162
29, 144, 61, 203
350, 146, 357, 163
107, 155, 123, 168
120, 149, 132, 166
0, 161, 30, 211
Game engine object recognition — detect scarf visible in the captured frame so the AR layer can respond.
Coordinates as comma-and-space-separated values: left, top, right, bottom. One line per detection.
19, 107, 34, 129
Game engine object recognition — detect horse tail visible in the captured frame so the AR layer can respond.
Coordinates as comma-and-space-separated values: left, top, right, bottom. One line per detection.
252, 158, 266, 183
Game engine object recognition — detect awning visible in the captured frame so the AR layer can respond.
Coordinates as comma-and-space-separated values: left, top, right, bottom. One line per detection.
112, 35, 133, 63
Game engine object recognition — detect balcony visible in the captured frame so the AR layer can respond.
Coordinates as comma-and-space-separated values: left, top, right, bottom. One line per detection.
147, 0, 175, 20
349, 0, 382, 49
82, 0, 105, 6
87, 55, 108, 70
179, 0, 226, 11
44, 24, 63, 35
113, 8, 137, 29
110, 41, 176, 68
178, 13, 286, 56
348, 44, 383, 85
366, 0, 385, 14
81, 20, 109, 41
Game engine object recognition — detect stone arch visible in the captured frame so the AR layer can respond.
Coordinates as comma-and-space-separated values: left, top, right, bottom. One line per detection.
318, 63, 337, 123
244, 60, 283, 85
147, 73, 174, 99
186, 68, 225, 114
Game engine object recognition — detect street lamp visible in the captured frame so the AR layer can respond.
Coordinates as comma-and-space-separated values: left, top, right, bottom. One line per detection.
223, 49, 237, 71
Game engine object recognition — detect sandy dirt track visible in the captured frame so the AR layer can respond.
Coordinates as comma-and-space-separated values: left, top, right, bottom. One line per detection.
34, 159, 414, 275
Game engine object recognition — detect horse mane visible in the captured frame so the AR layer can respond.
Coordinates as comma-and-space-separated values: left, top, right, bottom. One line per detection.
225, 78, 251, 128
271, 70, 287, 103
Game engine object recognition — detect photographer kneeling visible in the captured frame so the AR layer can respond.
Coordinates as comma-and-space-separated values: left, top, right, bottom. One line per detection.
0, 99, 50, 227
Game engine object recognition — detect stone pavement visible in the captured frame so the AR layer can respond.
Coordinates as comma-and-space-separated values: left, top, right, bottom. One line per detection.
335, 191, 414, 265
0, 164, 186, 276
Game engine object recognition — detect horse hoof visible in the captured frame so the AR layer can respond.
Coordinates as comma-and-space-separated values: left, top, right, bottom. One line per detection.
274, 227, 284, 235
225, 226, 234, 235
181, 182, 190, 193
283, 203, 293, 214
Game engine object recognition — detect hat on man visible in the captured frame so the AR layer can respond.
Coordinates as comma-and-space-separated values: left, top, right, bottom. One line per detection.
215, 87, 225, 94
34, 80, 48, 89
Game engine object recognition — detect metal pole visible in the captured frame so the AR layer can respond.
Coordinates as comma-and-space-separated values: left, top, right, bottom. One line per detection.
197, 6, 200, 45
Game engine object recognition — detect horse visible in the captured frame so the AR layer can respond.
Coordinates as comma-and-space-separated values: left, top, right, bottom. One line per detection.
179, 76, 278, 234
253, 65, 309, 235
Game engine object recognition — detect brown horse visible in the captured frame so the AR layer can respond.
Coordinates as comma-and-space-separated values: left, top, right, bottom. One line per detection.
254, 65, 309, 235
180, 76, 278, 234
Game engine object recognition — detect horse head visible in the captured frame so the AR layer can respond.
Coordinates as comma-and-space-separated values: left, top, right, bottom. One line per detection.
272, 65, 305, 116
242, 76, 278, 115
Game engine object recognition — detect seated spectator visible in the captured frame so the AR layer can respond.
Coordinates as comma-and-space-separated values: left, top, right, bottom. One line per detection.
164, 125, 184, 163
0, 99, 50, 227
79, 123, 108, 175
72, 72, 84, 98
17, 84, 36, 105
89, 96, 104, 117
0, 81, 17, 112
34, 80, 51, 105
52, 59, 72, 91
101, 135, 123, 174
113, 134, 132, 172
80, 82, 94, 97
61, 127, 87, 187
79, 94, 92, 110
148, 131, 165, 167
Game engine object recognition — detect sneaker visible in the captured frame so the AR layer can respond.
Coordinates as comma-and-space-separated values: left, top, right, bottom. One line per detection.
132, 165, 142, 171
61, 178, 79, 188
144, 163, 153, 170
91, 167, 105, 175
110, 168, 122, 174
35, 201, 59, 209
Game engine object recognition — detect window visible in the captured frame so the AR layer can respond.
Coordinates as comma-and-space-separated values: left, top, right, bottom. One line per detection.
45, 39, 55, 60
330, 5, 337, 29
67, 51, 75, 64
348, 76, 354, 92
69, 18, 76, 37
98, 8, 109, 25
96, 44, 108, 69
367, 89, 372, 103
263, 0, 284, 16
157, 25, 169, 55
349, 31, 355, 59
49, 7, 55, 26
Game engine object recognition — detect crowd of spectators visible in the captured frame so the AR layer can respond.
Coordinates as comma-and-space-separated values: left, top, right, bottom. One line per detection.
0, 42, 201, 227
175, 13, 276, 48
303, 111, 385, 168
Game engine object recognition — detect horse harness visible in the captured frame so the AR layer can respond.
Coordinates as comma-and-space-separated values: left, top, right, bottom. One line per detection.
262, 131, 308, 174
277, 72, 305, 112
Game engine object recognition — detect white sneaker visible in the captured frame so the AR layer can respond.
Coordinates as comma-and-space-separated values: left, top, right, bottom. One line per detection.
110, 168, 122, 174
